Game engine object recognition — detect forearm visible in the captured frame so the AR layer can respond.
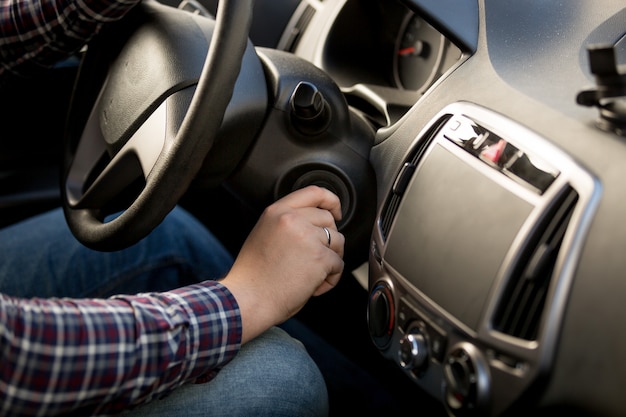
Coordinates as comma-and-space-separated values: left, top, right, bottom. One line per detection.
0, 0, 141, 77
0, 281, 242, 416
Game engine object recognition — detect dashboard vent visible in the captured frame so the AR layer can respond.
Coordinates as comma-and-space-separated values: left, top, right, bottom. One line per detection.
378, 117, 449, 241
493, 186, 579, 340
282, 5, 316, 52
379, 188, 402, 241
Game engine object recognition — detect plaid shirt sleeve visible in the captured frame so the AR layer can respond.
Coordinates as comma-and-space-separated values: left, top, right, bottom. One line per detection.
0, 281, 243, 416
0, 0, 141, 78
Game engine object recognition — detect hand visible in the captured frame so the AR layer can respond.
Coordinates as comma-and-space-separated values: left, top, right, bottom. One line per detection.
221, 186, 345, 343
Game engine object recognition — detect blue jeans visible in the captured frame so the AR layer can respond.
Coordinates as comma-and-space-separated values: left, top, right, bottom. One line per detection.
0, 207, 328, 416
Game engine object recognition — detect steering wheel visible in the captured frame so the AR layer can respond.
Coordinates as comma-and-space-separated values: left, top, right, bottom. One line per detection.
62, 0, 253, 251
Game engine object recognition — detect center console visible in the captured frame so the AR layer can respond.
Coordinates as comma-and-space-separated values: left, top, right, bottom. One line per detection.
368, 102, 599, 416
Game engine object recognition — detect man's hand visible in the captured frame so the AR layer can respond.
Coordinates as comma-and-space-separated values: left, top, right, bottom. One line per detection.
221, 186, 345, 344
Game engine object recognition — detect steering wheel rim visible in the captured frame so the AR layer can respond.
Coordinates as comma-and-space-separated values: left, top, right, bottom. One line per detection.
62, 0, 253, 251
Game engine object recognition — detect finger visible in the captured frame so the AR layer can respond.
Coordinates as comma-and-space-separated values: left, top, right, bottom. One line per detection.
332, 229, 345, 257
321, 226, 332, 247
313, 263, 343, 297
280, 186, 342, 221
292, 206, 338, 230
313, 279, 336, 297
319, 226, 345, 256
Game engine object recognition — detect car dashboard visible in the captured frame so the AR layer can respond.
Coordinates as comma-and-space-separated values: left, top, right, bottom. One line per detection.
273, 0, 626, 416
2, 0, 625, 415
282, 0, 464, 128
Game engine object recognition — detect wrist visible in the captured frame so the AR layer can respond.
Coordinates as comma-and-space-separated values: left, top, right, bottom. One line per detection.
220, 269, 279, 344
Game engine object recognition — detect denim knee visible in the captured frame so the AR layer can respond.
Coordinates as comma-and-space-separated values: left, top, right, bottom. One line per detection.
129, 326, 328, 417
225, 326, 329, 417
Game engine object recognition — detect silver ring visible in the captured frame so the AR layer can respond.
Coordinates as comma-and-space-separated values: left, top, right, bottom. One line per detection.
322, 227, 331, 247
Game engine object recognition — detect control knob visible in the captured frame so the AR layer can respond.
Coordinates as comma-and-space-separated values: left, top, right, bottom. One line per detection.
368, 282, 394, 349
398, 324, 429, 371
443, 343, 489, 416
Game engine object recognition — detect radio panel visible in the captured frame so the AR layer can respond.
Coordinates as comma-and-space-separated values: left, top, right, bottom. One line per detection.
368, 102, 598, 416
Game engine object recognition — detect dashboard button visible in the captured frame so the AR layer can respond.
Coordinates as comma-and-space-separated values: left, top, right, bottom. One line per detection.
398, 324, 429, 372
444, 344, 489, 416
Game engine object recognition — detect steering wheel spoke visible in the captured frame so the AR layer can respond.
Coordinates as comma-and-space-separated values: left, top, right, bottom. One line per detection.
67, 97, 170, 211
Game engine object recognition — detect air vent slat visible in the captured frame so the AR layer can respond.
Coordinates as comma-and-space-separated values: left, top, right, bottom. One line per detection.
380, 194, 399, 241
493, 186, 578, 340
